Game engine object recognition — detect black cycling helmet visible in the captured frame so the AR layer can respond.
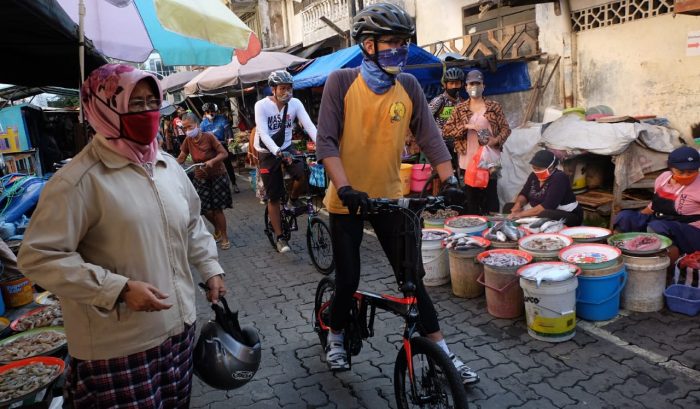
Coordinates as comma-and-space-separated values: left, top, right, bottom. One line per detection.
268, 70, 293, 88
351, 3, 415, 41
202, 102, 218, 113
443, 68, 465, 83
193, 297, 261, 390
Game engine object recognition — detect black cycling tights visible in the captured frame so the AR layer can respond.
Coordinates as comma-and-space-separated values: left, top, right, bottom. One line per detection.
328, 213, 440, 335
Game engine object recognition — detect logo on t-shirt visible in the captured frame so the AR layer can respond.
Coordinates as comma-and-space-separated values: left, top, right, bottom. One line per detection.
390, 102, 406, 123
267, 114, 292, 132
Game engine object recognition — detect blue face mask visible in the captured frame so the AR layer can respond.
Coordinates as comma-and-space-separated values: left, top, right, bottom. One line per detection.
361, 45, 409, 95
375, 45, 409, 75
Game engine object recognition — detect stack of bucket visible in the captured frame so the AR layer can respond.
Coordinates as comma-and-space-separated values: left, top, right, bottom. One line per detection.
448, 237, 491, 298
476, 249, 532, 319
518, 262, 581, 342
569, 247, 627, 321
399, 164, 413, 196
410, 164, 432, 193
621, 253, 670, 312
421, 229, 451, 286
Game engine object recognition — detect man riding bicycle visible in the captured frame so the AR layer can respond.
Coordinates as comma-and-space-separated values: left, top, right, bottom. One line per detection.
254, 70, 317, 253
315, 2, 479, 385
429, 67, 465, 172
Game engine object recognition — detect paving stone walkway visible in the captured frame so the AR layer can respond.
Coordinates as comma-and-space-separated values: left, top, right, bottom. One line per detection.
190, 185, 700, 409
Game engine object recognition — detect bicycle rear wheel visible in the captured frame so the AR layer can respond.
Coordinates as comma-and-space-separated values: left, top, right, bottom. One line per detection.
313, 277, 336, 350
394, 337, 469, 409
307, 217, 335, 275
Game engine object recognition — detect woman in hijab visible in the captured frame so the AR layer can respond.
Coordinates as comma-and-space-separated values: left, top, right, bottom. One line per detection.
177, 112, 233, 250
18, 64, 227, 409
507, 149, 583, 226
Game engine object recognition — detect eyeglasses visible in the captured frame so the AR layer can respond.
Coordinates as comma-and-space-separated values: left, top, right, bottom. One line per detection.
376, 38, 411, 47
128, 98, 162, 112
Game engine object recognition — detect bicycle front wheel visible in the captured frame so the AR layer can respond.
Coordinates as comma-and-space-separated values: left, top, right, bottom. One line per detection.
263, 206, 276, 249
313, 277, 336, 350
394, 337, 469, 409
307, 217, 335, 275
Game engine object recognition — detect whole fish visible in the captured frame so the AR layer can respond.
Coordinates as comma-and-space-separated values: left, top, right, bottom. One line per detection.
516, 217, 543, 225
502, 222, 520, 241
521, 264, 577, 286
529, 218, 551, 229
541, 219, 566, 233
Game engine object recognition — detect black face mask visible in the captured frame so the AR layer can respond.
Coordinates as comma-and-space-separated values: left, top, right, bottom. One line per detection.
446, 88, 460, 98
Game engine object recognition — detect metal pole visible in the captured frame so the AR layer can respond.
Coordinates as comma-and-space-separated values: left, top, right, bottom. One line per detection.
348, 0, 356, 46
79, 0, 87, 135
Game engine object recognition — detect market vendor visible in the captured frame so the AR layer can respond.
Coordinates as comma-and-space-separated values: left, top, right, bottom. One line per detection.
506, 149, 583, 226
614, 146, 700, 255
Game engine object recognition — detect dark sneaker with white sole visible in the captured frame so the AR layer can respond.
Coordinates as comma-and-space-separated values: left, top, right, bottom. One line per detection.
449, 354, 480, 385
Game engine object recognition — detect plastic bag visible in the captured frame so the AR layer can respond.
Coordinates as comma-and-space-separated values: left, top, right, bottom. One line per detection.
478, 146, 501, 169
465, 146, 490, 188
309, 163, 326, 188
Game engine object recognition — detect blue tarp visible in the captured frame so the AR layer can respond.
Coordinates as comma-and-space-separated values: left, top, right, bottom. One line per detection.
292, 44, 532, 99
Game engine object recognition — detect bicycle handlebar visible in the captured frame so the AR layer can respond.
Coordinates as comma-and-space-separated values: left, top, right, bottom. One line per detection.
366, 196, 445, 214
182, 163, 205, 174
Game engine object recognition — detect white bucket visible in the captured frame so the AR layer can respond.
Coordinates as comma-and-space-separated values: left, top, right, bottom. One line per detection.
622, 255, 670, 312
422, 230, 450, 286
520, 276, 578, 342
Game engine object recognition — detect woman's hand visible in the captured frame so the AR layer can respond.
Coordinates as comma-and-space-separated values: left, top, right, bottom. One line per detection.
205, 275, 227, 303
203, 160, 215, 170
121, 281, 173, 312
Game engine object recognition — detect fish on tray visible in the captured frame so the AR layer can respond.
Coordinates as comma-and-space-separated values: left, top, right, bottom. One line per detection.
515, 217, 544, 225
444, 235, 488, 250
520, 264, 577, 286
485, 221, 525, 242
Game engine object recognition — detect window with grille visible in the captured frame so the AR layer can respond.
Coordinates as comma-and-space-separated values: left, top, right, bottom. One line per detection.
571, 0, 674, 32
462, 5, 535, 35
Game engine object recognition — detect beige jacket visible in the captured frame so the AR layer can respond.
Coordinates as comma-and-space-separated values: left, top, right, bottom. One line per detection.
18, 136, 224, 360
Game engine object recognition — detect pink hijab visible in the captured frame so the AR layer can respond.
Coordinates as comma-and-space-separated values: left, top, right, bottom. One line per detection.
81, 64, 161, 164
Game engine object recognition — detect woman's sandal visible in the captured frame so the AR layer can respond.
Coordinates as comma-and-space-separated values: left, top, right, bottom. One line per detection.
220, 240, 231, 250
213, 231, 222, 243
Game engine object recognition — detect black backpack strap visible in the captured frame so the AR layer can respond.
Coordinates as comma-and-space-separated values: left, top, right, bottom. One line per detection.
263, 102, 289, 152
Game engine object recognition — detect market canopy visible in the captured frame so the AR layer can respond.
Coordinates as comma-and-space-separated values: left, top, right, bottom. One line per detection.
184, 52, 307, 95
1, 0, 107, 88
161, 70, 204, 93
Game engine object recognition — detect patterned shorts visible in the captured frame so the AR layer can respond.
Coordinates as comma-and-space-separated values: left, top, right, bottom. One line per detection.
192, 174, 233, 214
64, 324, 196, 409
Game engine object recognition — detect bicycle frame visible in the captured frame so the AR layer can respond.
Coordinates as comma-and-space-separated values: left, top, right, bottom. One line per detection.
317, 197, 446, 403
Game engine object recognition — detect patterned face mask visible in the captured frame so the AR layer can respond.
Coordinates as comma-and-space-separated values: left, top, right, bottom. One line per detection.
375, 45, 409, 75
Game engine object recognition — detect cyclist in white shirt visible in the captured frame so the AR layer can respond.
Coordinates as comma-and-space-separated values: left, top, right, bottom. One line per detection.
255, 70, 318, 253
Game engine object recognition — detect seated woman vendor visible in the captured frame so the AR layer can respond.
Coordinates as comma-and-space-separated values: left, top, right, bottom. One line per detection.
614, 146, 700, 256
506, 149, 583, 226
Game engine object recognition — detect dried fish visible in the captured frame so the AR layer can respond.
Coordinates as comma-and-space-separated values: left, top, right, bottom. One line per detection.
423, 209, 459, 220
0, 362, 61, 402
481, 253, 529, 267
0, 331, 66, 362
446, 217, 486, 228
422, 230, 450, 241
14, 305, 63, 332
522, 237, 566, 251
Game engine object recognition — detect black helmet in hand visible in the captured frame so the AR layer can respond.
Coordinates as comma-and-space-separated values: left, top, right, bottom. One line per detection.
193, 297, 261, 390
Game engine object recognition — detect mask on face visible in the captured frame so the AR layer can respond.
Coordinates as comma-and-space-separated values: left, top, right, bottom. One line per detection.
119, 110, 160, 145
186, 127, 200, 138
446, 88, 460, 98
468, 84, 484, 98
277, 92, 292, 104
205, 114, 214, 120
533, 157, 557, 182
672, 171, 699, 185
376, 45, 409, 75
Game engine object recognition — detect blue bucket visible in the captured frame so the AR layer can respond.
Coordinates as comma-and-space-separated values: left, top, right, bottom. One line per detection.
576, 267, 627, 321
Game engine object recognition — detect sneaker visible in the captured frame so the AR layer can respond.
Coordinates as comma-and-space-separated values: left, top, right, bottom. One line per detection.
325, 341, 350, 371
233, 184, 240, 194
449, 354, 480, 385
276, 238, 291, 253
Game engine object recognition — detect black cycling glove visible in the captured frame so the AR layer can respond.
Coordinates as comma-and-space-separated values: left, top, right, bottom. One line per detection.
439, 175, 465, 207
337, 185, 370, 217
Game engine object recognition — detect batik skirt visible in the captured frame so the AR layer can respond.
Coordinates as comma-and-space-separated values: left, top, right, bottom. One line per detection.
192, 174, 233, 214
64, 324, 196, 409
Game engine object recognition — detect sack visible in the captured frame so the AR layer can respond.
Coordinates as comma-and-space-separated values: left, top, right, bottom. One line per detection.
310, 163, 326, 188
465, 146, 490, 188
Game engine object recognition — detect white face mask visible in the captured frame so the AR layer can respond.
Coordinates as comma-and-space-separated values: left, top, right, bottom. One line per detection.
276, 92, 292, 104
186, 127, 199, 138
468, 84, 484, 98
